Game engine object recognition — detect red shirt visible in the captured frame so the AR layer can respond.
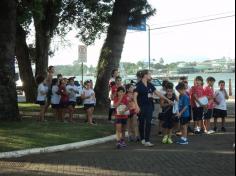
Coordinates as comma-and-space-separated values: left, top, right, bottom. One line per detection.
204, 85, 214, 109
190, 85, 205, 107
59, 85, 69, 104
114, 95, 129, 119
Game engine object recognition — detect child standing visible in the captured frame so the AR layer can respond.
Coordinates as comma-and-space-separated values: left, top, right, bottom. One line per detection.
176, 82, 190, 144
114, 87, 129, 149
190, 76, 206, 134
213, 80, 229, 132
36, 75, 48, 122
58, 78, 69, 122
66, 77, 80, 122
126, 84, 139, 142
158, 80, 169, 135
81, 80, 96, 125
160, 82, 177, 144
51, 78, 61, 121
203, 77, 216, 134
108, 76, 123, 122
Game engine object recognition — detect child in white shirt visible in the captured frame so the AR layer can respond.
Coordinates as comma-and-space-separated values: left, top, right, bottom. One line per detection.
213, 80, 229, 132
36, 75, 48, 122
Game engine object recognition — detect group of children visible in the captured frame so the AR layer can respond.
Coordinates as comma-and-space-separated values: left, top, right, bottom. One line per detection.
108, 68, 229, 148
36, 66, 96, 124
36, 66, 229, 148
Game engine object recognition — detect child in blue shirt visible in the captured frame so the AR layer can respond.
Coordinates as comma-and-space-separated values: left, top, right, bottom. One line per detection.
176, 82, 190, 145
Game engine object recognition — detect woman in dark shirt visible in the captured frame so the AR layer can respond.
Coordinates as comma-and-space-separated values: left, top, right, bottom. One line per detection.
134, 70, 173, 147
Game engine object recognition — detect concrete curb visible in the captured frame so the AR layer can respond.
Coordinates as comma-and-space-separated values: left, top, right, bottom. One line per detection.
0, 134, 116, 159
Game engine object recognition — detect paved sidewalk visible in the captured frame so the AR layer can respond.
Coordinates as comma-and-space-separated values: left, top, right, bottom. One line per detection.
0, 120, 235, 176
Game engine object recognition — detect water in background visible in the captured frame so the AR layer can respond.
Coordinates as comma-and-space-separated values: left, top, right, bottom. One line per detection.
75, 73, 235, 96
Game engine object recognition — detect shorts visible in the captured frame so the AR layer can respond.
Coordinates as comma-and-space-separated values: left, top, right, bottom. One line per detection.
76, 97, 83, 105
213, 109, 227, 118
115, 118, 127, 125
84, 104, 95, 110
192, 107, 204, 121
68, 101, 76, 107
162, 116, 175, 129
203, 109, 213, 120
36, 101, 46, 106
180, 117, 190, 125
59, 101, 69, 108
51, 104, 60, 109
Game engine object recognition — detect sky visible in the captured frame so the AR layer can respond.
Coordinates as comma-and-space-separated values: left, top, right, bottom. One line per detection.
49, 0, 235, 66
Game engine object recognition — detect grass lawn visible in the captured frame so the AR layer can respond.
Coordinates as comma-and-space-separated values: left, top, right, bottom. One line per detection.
0, 118, 114, 153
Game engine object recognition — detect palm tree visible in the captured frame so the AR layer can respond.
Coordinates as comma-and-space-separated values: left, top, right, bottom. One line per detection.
0, 0, 20, 119
94, 0, 155, 107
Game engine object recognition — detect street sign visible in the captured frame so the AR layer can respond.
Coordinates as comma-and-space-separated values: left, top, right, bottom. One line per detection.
127, 18, 146, 31
78, 45, 87, 63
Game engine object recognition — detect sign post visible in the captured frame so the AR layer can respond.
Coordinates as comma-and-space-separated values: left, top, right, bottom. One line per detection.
127, 19, 151, 70
78, 45, 87, 84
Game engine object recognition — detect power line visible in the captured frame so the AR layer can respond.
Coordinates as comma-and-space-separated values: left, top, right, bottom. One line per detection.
149, 11, 235, 27
151, 14, 235, 31
127, 14, 235, 34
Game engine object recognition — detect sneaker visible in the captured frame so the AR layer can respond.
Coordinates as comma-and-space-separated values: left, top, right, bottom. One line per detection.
176, 138, 189, 145
135, 136, 140, 142
162, 135, 168, 144
141, 139, 146, 145
194, 127, 201, 134
213, 127, 217, 132
128, 136, 134, 142
221, 127, 226, 132
207, 130, 215, 134
120, 140, 127, 148
144, 142, 154, 147
167, 137, 173, 144
116, 142, 121, 149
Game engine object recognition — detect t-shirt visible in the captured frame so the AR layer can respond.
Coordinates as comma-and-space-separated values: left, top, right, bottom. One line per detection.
83, 89, 96, 105
51, 85, 60, 104
134, 81, 156, 108
114, 95, 129, 119
109, 85, 123, 107
66, 84, 79, 102
214, 90, 227, 110
204, 85, 214, 109
59, 85, 69, 104
37, 83, 48, 101
179, 94, 190, 118
190, 85, 205, 107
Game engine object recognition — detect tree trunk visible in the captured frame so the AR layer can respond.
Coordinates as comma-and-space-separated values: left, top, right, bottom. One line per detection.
94, 0, 131, 108
0, 0, 20, 120
32, 0, 59, 77
16, 24, 37, 102
34, 24, 51, 77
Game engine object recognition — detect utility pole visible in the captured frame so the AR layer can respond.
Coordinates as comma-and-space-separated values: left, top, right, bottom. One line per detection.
146, 24, 151, 70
